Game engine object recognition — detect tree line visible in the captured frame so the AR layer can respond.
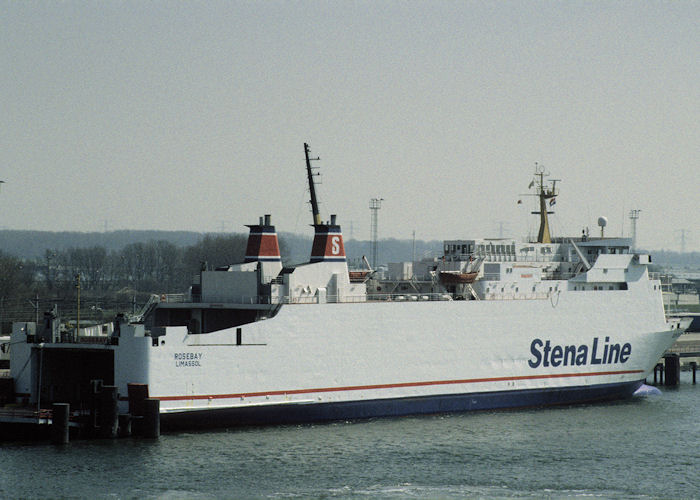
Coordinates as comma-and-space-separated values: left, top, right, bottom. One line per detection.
0, 234, 274, 331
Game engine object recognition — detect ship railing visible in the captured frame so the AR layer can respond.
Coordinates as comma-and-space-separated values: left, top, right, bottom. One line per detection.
279, 292, 457, 304
483, 292, 553, 301
158, 293, 188, 303
186, 293, 434, 305
364, 293, 455, 302
154, 293, 273, 305
199, 295, 279, 305
149, 293, 282, 306
480, 271, 581, 281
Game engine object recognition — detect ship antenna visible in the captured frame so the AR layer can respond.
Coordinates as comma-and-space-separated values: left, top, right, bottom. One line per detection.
529, 163, 559, 244
304, 143, 322, 226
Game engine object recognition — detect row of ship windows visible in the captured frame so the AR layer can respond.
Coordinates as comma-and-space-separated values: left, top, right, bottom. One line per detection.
446, 244, 564, 256
572, 284, 628, 291
445, 244, 520, 255
486, 284, 627, 292
486, 286, 558, 293
447, 245, 627, 257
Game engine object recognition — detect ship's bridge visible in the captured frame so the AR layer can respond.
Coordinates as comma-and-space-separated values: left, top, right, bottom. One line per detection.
444, 238, 572, 264
444, 237, 633, 264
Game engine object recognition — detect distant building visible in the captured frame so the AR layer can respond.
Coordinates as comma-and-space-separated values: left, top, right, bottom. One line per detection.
662, 275, 700, 307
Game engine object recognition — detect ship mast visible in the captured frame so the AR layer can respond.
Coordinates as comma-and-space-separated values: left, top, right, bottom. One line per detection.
530, 164, 558, 244
304, 143, 322, 226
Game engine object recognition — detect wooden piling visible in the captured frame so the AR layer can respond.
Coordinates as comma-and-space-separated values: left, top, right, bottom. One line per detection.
51, 403, 70, 445
654, 363, 664, 385
691, 361, 697, 385
99, 385, 119, 438
142, 398, 160, 439
127, 383, 149, 436
127, 383, 149, 415
118, 414, 132, 438
664, 354, 680, 386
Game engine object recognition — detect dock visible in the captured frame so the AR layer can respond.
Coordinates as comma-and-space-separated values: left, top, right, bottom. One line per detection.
0, 381, 160, 443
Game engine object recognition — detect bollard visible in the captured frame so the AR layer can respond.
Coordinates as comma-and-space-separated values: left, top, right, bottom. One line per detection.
118, 414, 132, 438
664, 354, 680, 386
99, 385, 119, 438
51, 403, 70, 445
127, 383, 149, 435
654, 363, 664, 385
691, 362, 697, 385
142, 398, 160, 439
127, 383, 149, 415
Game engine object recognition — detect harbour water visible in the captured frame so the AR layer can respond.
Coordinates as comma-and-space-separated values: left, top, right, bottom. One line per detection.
2, 373, 700, 499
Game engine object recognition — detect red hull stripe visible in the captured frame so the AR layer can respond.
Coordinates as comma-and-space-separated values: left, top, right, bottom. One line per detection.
155, 369, 645, 401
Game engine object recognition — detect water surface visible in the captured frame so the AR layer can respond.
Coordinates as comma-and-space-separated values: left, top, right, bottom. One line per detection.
1, 373, 698, 499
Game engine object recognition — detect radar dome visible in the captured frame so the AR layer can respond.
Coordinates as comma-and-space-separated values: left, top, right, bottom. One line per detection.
597, 216, 608, 228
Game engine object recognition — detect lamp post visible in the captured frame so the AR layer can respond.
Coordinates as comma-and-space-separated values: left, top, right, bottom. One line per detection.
75, 274, 81, 338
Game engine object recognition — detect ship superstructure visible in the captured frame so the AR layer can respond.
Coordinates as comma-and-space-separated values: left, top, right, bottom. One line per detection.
8, 147, 685, 429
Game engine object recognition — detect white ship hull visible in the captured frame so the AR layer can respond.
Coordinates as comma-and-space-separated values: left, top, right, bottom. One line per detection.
106, 279, 680, 428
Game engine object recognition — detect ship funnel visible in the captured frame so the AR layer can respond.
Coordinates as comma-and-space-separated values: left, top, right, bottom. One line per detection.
310, 219, 346, 263
245, 215, 282, 264
245, 215, 283, 283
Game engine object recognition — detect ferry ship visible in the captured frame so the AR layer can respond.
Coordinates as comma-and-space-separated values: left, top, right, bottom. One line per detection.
8, 145, 685, 429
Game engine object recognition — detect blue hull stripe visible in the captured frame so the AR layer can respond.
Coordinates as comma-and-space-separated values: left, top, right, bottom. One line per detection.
161, 379, 643, 430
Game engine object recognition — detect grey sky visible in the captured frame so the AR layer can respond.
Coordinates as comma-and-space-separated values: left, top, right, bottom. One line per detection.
1, 1, 698, 251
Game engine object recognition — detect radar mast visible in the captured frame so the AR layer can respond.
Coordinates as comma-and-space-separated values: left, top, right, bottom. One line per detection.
304, 143, 323, 226
529, 164, 559, 244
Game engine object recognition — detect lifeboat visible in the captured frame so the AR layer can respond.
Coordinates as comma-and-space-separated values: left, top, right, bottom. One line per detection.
439, 271, 477, 284
349, 270, 372, 283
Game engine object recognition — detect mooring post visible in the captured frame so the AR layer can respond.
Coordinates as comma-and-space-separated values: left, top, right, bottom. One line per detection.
99, 385, 119, 438
51, 403, 70, 445
142, 398, 160, 439
691, 361, 697, 385
654, 363, 664, 385
664, 354, 680, 386
118, 413, 132, 438
127, 383, 149, 436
